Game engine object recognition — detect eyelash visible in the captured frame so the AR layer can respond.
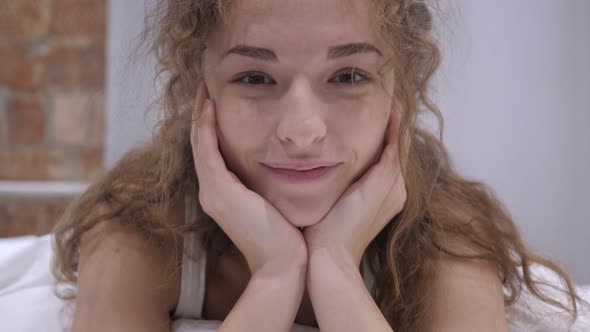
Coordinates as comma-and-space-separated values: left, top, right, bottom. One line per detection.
231, 68, 372, 86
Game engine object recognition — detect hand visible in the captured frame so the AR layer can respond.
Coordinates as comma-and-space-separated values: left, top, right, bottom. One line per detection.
302, 108, 407, 268
191, 81, 308, 276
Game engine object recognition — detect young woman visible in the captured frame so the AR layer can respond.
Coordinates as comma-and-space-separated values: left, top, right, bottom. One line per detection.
51, 0, 587, 331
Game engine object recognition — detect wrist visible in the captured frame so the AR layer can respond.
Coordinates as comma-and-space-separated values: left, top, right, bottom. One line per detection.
309, 247, 358, 268
251, 258, 308, 283
308, 248, 362, 281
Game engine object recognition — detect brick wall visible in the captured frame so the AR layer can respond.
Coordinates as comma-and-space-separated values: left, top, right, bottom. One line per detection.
0, 196, 71, 237
0, 0, 106, 237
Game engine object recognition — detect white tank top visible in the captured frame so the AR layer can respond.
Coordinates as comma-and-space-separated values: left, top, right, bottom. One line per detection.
172, 190, 376, 331
172, 190, 208, 320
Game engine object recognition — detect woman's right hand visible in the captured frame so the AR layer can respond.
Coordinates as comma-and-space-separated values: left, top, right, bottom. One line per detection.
190, 81, 308, 277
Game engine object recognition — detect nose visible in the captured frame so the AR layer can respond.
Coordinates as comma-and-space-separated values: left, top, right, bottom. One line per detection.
276, 80, 327, 148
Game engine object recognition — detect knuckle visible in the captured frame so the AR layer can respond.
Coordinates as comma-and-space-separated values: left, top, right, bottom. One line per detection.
198, 190, 216, 216
196, 111, 207, 129
203, 157, 217, 171
196, 118, 204, 130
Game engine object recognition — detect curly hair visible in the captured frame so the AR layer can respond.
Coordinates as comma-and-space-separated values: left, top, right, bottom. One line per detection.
51, 0, 588, 330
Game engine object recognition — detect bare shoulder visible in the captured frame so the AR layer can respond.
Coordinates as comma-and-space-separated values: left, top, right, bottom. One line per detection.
73, 191, 186, 330
422, 231, 508, 332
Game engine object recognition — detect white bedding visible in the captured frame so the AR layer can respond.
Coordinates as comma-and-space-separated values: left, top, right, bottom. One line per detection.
0, 234, 588, 331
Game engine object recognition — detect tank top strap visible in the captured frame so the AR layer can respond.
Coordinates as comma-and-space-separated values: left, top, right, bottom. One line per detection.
171, 188, 374, 320
172, 188, 207, 319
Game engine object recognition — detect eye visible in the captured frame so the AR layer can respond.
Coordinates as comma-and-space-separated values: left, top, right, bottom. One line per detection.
232, 72, 276, 85
329, 68, 371, 85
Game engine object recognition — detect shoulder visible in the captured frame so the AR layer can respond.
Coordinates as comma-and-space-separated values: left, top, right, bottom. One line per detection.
422, 232, 508, 331
78, 188, 187, 315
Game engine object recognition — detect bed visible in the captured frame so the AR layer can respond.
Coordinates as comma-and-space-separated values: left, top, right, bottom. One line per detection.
1, 234, 588, 331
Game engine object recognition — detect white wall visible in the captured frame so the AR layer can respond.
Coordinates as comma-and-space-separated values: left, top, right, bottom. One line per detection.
106, 0, 590, 283
105, 0, 159, 167
432, 0, 590, 283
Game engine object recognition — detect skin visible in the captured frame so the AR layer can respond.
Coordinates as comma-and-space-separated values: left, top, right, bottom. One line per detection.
198, 0, 400, 328
196, 0, 508, 330
199, 0, 398, 327
202, 0, 396, 229
194, 88, 403, 328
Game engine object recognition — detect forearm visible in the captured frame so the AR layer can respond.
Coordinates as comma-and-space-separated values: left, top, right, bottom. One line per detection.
218, 263, 307, 332
307, 249, 393, 332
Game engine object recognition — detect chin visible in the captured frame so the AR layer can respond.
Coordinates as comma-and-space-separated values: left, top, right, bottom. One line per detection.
271, 198, 334, 228
249, 175, 346, 229
286, 214, 322, 228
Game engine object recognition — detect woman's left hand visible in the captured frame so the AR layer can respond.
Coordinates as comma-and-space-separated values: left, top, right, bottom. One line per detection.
302, 109, 407, 268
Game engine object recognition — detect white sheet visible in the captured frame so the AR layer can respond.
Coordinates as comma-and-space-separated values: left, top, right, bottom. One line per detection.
0, 234, 588, 331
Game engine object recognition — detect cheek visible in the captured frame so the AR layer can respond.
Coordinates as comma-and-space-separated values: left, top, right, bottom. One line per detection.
214, 96, 268, 166
216, 97, 260, 134
330, 97, 389, 166
330, 96, 389, 141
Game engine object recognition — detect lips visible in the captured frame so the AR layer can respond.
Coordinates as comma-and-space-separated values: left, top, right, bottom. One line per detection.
261, 161, 341, 171
261, 163, 340, 184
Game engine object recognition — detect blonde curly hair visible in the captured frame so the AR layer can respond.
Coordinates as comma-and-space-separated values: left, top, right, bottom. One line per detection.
51, 1, 588, 330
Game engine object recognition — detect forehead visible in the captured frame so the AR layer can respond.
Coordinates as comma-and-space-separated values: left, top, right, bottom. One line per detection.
208, 0, 382, 56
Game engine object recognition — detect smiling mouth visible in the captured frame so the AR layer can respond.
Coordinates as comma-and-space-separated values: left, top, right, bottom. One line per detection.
261, 164, 341, 184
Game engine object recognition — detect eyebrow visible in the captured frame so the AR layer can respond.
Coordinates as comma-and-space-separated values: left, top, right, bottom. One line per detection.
220, 42, 383, 62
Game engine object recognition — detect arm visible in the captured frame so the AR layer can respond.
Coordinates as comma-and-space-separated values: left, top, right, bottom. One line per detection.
219, 260, 308, 332
307, 249, 508, 332
307, 250, 393, 332
72, 203, 182, 332
421, 253, 508, 332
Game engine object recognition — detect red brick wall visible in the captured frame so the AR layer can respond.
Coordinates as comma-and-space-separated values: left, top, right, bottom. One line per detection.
0, 0, 107, 237
0, 197, 70, 237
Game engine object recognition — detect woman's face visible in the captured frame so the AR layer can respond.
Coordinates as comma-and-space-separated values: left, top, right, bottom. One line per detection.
202, 0, 397, 228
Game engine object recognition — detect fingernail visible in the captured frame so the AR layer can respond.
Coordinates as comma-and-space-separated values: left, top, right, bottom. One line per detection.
203, 98, 211, 113
198, 99, 210, 121
205, 99, 214, 114
387, 147, 396, 159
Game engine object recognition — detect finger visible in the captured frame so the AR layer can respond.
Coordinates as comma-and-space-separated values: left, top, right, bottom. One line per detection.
382, 165, 407, 220
372, 150, 405, 235
378, 145, 400, 188
342, 109, 399, 196
355, 136, 401, 208
384, 106, 400, 149
191, 98, 227, 180
339, 147, 395, 211
375, 111, 399, 173
371, 172, 406, 238
190, 81, 208, 148
192, 80, 209, 122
